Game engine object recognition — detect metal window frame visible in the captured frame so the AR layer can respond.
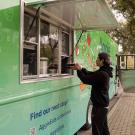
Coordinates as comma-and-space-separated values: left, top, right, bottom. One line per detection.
118, 54, 135, 70
20, 0, 74, 83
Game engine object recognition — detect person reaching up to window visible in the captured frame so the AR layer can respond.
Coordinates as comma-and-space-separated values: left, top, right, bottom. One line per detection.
73, 52, 113, 135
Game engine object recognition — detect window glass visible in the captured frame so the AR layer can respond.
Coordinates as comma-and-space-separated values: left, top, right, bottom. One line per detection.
62, 32, 69, 56
120, 56, 126, 69
127, 56, 134, 69
119, 55, 135, 70
61, 32, 71, 74
24, 13, 37, 42
121, 56, 124, 61
22, 7, 73, 81
40, 22, 59, 76
23, 13, 38, 77
23, 43, 37, 76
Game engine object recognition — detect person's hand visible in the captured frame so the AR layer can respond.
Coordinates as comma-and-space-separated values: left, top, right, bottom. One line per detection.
74, 63, 82, 70
67, 63, 82, 70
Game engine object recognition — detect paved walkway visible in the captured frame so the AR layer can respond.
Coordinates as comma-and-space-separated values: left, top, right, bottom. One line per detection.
78, 92, 135, 135
109, 93, 135, 135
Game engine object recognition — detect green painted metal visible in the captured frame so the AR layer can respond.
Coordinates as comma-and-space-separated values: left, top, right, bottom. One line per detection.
74, 31, 118, 99
120, 70, 135, 91
0, 0, 19, 10
0, 86, 89, 135
0, 2, 118, 135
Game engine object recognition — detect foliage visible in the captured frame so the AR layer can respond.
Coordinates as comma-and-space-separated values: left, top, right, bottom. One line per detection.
107, 0, 135, 53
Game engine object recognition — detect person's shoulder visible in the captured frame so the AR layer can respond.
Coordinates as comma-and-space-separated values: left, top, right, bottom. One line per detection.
98, 70, 108, 77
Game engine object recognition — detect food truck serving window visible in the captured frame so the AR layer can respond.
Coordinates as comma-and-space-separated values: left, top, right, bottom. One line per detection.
21, 2, 73, 81
20, 0, 118, 81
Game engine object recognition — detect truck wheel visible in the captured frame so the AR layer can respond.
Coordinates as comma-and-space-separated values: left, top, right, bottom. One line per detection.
81, 100, 92, 130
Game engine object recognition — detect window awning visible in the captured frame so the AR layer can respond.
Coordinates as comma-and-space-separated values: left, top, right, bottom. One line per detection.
24, 0, 118, 31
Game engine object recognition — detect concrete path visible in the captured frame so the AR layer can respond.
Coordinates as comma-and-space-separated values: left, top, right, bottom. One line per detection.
78, 92, 135, 135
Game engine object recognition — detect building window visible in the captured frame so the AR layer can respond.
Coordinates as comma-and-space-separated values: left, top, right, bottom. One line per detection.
119, 55, 135, 70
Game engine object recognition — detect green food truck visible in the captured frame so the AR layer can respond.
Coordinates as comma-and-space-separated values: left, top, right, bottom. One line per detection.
0, 0, 118, 134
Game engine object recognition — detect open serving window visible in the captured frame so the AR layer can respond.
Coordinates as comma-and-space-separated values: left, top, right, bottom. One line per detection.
20, 0, 118, 82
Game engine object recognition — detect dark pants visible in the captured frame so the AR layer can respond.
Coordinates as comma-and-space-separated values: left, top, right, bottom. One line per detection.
91, 106, 110, 135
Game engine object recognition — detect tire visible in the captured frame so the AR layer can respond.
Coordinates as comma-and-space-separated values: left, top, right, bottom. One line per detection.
74, 132, 78, 135
81, 99, 92, 130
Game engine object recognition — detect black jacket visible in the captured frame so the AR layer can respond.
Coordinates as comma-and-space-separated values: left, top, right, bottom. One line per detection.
77, 66, 113, 107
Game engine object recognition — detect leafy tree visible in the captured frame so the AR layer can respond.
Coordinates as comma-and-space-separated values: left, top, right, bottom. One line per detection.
107, 0, 135, 53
